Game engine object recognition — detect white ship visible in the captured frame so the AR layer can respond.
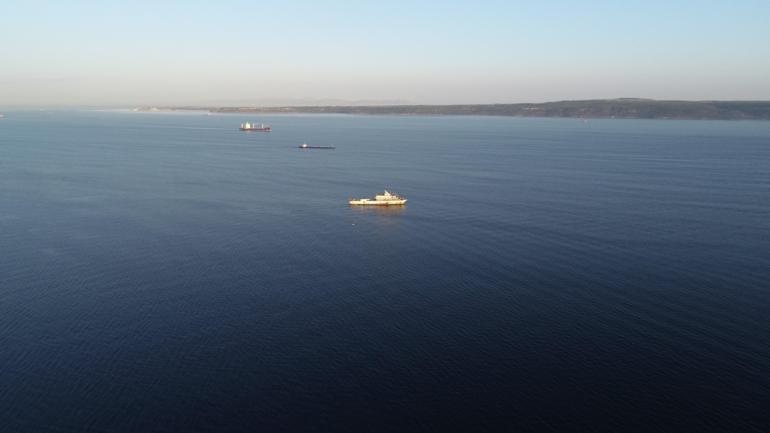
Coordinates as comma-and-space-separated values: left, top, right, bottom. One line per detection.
349, 190, 407, 206
239, 122, 271, 131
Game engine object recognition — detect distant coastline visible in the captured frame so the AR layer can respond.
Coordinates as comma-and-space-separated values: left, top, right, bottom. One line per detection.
147, 98, 770, 120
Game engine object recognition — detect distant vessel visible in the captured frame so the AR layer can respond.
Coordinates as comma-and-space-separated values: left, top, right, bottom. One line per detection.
0, 113, 5, 119
240, 122, 271, 131
299, 143, 335, 149
349, 190, 407, 206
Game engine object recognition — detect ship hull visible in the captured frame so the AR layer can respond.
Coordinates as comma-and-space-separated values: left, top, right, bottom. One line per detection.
240, 128, 271, 132
349, 199, 407, 206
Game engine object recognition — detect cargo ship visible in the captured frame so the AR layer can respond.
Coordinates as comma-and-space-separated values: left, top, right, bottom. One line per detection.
240, 122, 271, 131
349, 190, 407, 206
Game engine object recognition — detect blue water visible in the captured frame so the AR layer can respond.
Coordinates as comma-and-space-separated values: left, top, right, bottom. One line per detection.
1, 110, 769, 432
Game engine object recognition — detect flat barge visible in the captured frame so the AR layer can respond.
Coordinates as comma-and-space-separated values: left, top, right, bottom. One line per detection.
299, 143, 335, 149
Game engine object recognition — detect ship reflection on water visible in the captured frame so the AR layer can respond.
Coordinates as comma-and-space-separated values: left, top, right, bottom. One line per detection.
349, 204, 406, 216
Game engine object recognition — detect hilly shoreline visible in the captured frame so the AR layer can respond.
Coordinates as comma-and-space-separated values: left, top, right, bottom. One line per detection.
160, 99, 770, 120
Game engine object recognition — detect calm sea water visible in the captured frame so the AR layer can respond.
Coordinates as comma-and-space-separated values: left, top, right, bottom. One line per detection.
1, 110, 769, 432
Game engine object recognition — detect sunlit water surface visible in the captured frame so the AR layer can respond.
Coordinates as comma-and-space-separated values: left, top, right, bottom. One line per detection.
1, 110, 769, 432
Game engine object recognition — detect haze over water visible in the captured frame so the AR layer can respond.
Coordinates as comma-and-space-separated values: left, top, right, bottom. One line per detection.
3, 1, 770, 105
1, 110, 769, 432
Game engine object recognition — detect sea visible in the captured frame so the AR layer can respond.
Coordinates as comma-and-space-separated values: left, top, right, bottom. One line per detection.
1, 110, 769, 432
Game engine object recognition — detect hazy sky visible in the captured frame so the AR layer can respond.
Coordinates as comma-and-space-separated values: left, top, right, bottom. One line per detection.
2, 0, 769, 106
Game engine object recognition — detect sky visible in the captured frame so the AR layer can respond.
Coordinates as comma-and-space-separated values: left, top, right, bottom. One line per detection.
1, 0, 769, 106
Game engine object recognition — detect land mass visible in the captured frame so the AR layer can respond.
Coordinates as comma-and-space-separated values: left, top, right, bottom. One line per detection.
158, 98, 770, 120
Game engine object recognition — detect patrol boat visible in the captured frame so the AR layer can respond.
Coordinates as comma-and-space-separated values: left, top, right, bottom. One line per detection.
349, 190, 407, 206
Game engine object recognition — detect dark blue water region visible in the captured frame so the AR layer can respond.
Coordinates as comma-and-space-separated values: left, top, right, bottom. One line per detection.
1, 110, 769, 432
